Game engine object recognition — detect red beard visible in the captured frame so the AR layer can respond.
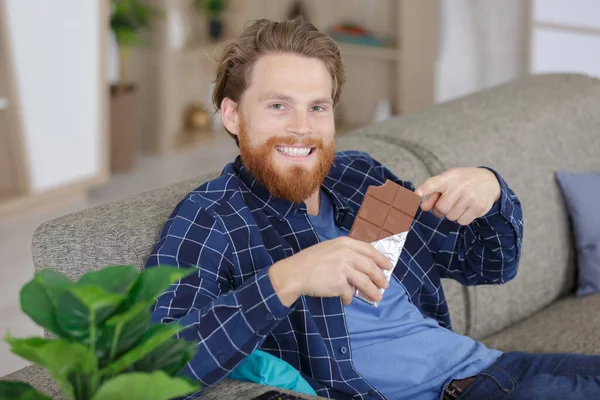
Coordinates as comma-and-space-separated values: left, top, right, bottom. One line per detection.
238, 121, 335, 204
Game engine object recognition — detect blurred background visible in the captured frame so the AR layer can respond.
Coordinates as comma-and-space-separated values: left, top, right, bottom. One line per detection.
0, 0, 599, 375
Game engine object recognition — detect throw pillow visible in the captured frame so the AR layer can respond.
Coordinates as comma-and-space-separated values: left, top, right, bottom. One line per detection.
555, 171, 600, 296
229, 349, 317, 396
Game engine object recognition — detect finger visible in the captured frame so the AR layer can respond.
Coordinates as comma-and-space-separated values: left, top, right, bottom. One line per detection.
415, 175, 447, 198
432, 209, 444, 219
340, 237, 394, 270
347, 268, 382, 303
352, 253, 389, 289
420, 192, 441, 212
445, 195, 470, 221
341, 285, 355, 306
432, 188, 461, 218
457, 207, 478, 226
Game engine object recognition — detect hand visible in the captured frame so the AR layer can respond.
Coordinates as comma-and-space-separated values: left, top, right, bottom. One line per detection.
268, 236, 393, 307
414, 167, 501, 226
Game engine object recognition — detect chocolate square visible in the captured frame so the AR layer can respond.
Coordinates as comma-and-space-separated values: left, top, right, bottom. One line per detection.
349, 180, 421, 242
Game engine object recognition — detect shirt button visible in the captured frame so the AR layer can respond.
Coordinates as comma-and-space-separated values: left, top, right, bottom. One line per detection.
266, 313, 275, 321
339, 346, 347, 354
217, 353, 226, 362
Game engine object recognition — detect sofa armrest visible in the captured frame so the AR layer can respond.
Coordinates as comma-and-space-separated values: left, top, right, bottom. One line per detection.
1, 366, 328, 400
1, 365, 61, 399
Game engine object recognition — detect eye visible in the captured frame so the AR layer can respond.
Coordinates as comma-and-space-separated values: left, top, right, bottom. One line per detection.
311, 105, 325, 112
270, 103, 285, 110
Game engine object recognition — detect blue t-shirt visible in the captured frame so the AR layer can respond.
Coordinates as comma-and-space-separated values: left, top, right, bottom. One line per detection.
308, 190, 502, 400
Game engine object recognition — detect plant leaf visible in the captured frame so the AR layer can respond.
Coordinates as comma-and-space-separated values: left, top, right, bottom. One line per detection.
78, 266, 139, 294
99, 322, 185, 377
20, 271, 72, 337
0, 381, 52, 400
36, 270, 73, 307
110, 0, 160, 48
3, 334, 46, 365
114, 27, 143, 47
92, 371, 200, 400
5, 334, 96, 398
19, 279, 57, 334
56, 285, 126, 339
93, 266, 192, 363
131, 336, 197, 376
121, 266, 195, 310
95, 303, 150, 366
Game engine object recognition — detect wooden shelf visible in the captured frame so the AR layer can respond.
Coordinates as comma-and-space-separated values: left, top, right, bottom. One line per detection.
133, 0, 439, 155
337, 42, 399, 61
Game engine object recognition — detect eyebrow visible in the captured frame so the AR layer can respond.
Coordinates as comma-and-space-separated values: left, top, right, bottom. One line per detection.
258, 92, 293, 102
258, 92, 333, 105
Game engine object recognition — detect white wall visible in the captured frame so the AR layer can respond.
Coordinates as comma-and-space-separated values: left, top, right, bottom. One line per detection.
435, 0, 528, 103
531, 0, 600, 79
5, 0, 102, 192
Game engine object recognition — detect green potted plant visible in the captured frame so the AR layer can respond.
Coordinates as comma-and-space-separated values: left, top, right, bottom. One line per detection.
196, 0, 228, 41
0, 265, 201, 400
109, 0, 157, 173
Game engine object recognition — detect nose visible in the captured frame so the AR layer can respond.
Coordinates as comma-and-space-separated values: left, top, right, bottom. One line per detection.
287, 110, 311, 136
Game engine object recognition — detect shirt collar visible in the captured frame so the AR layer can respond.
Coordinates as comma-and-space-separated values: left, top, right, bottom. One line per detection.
232, 155, 354, 222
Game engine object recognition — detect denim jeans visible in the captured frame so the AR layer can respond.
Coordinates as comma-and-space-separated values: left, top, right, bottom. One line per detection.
459, 351, 600, 399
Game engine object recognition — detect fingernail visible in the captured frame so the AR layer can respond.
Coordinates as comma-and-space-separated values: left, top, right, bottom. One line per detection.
415, 189, 423, 197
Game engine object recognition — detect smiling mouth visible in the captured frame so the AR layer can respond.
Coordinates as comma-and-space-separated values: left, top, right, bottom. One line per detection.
275, 145, 316, 157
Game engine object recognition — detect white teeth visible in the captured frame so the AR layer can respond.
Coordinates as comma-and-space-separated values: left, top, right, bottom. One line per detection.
276, 146, 311, 156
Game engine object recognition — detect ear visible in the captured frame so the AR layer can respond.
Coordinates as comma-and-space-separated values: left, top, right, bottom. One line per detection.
221, 97, 240, 135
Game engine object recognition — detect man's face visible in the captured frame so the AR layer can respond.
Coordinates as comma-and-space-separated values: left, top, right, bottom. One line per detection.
225, 53, 336, 203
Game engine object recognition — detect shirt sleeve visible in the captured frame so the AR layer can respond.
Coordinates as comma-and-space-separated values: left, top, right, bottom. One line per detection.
368, 155, 524, 286
145, 197, 295, 390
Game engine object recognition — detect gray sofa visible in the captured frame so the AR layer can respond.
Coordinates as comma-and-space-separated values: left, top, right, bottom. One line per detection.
4, 74, 600, 399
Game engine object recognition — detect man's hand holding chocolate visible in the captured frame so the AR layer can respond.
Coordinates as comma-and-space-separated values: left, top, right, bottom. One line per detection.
268, 237, 393, 307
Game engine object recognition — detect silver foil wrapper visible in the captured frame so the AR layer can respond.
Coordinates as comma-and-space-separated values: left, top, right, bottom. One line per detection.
353, 231, 408, 306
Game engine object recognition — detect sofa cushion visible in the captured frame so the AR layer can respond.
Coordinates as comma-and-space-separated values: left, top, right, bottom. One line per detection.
481, 293, 600, 355
556, 171, 600, 296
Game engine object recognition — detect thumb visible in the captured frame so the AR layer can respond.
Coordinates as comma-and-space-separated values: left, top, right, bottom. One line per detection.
419, 192, 441, 212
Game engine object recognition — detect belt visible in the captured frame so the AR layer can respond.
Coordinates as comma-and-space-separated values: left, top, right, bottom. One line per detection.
442, 377, 476, 400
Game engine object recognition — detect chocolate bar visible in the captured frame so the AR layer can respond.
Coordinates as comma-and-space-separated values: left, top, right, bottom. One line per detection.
349, 180, 422, 306
349, 179, 421, 242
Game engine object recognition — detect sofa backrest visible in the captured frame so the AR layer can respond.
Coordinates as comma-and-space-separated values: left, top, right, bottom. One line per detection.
357, 73, 600, 339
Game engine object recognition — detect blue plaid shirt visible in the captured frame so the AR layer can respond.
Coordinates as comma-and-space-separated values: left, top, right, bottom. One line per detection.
146, 151, 523, 399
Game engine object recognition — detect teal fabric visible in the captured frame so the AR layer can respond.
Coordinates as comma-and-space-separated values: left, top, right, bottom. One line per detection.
229, 349, 317, 396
